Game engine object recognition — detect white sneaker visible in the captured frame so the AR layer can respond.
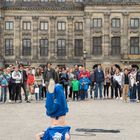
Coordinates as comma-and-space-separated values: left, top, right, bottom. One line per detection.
120, 97, 123, 100
8, 100, 11, 103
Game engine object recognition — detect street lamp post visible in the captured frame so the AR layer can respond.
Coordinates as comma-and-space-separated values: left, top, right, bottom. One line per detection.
83, 49, 87, 68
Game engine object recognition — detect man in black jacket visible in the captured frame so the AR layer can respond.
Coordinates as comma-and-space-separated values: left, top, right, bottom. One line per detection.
94, 64, 104, 99
19, 65, 30, 103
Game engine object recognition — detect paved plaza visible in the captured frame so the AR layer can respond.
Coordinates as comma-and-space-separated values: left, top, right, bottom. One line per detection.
0, 99, 140, 140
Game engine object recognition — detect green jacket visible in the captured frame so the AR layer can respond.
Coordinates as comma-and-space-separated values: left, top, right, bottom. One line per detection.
72, 79, 79, 92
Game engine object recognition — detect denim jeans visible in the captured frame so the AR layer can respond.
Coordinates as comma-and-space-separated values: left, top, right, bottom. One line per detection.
0, 87, 7, 102
35, 85, 43, 100
137, 83, 140, 100
130, 84, 136, 100
94, 82, 103, 98
80, 89, 87, 100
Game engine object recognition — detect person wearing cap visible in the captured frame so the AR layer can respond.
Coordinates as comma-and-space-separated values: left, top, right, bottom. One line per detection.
35, 79, 70, 140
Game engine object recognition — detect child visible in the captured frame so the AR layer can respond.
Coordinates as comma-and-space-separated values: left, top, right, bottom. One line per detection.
0, 73, 8, 103
71, 76, 79, 101
79, 72, 91, 100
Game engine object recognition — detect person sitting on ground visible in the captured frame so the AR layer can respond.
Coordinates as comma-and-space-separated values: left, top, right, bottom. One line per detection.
36, 79, 70, 140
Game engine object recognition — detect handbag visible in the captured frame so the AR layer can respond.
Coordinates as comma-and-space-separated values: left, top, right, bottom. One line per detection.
35, 87, 39, 94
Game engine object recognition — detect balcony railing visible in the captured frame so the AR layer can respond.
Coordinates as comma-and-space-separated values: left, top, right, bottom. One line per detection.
121, 54, 140, 60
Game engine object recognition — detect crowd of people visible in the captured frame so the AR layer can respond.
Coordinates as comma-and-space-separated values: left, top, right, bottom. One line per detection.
0, 62, 140, 104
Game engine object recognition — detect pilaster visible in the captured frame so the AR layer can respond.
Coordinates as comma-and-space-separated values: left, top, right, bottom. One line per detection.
14, 16, 21, 60
122, 12, 129, 55
49, 16, 56, 59
32, 16, 39, 60
67, 16, 74, 58
84, 12, 92, 58
103, 12, 110, 58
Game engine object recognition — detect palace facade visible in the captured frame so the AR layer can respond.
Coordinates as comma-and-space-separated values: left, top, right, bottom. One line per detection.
0, 0, 140, 68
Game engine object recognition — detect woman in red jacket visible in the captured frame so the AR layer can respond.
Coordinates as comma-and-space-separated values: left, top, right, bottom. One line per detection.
27, 69, 35, 100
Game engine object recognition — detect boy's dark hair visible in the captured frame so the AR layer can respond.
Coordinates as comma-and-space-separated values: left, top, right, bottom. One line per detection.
74, 75, 77, 79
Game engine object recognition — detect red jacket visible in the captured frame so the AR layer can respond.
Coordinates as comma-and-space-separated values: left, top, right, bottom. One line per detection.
27, 74, 35, 85
78, 71, 90, 79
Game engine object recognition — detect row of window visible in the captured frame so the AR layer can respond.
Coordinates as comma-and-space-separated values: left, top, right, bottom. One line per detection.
93, 18, 139, 28
5, 0, 83, 3
5, 21, 83, 31
5, 37, 140, 56
5, 18, 140, 31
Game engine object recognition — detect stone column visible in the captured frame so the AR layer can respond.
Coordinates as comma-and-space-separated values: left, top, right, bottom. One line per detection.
103, 12, 110, 58
49, 16, 56, 59
32, 16, 39, 60
14, 16, 21, 61
122, 12, 129, 56
84, 12, 92, 57
67, 16, 74, 58
0, 13, 3, 59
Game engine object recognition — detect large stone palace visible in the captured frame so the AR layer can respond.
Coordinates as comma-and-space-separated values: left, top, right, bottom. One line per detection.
0, 0, 140, 68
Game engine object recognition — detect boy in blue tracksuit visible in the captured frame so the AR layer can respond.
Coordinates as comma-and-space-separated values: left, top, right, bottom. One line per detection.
79, 73, 91, 100
36, 79, 70, 140
0, 73, 8, 103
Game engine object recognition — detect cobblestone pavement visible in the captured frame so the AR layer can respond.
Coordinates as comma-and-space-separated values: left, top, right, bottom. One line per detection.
0, 99, 140, 140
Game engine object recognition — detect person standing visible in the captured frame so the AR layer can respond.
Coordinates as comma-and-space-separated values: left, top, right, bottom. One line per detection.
110, 65, 116, 99
12, 66, 22, 103
35, 68, 43, 100
113, 67, 123, 99
73, 65, 80, 80
68, 68, 74, 98
60, 67, 69, 99
122, 68, 130, 102
129, 67, 137, 102
104, 68, 111, 99
90, 69, 95, 99
94, 64, 104, 99
27, 69, 35, 101
19, 65, 29, 103
79, 72, 91, 100
4, 68, 12, 102
136, 68, 140, 102
71, 76, 79, 101
43, 63, 56, 89
0, 70, 8, 103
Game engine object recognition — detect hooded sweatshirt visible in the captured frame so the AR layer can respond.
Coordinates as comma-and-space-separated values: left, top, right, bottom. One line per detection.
45, 84, 68, 118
